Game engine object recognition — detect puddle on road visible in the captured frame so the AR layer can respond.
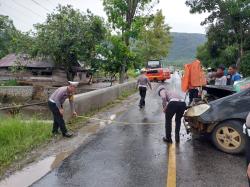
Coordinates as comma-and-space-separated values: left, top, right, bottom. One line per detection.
0, 151, 73, 187
50, 151, 73, 170
0, 156, 55, 187
0, 113, 131, 187
0, 121, 107, 187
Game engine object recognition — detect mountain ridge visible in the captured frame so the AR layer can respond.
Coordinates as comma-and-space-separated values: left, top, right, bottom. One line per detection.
166, 32, 207, 65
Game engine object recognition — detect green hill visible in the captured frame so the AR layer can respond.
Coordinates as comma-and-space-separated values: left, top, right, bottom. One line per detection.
166, 32, 207, 65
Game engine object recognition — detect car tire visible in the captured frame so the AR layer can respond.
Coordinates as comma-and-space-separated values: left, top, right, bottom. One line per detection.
211, 120, 246, 154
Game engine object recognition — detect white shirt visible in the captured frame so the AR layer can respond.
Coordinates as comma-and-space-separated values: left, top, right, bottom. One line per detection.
215, 76, 227, 86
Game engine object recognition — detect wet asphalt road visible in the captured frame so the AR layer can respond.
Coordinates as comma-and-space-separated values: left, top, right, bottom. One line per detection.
32, 74, 248, 187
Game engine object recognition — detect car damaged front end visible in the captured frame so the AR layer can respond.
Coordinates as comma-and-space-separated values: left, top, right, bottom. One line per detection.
183, 82, 250, 154
184, 104, 214, 134
184, 87, 250, 135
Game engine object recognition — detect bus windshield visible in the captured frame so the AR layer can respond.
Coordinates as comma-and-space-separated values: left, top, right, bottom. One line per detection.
146, 60, 161, 69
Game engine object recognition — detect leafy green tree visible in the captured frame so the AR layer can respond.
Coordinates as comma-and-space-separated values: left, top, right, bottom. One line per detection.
0, 15, 33, 59
240, 52, 250, 77
219, 45, 239, 66
186, 0, 250, 69
196, 44, 212, 68
33, 5, 106, 80
103, 0, 158, 83
12, 32, 34, 55
133, 10, 171, 63
0, 15, 17, 58
96, 35, 136, 85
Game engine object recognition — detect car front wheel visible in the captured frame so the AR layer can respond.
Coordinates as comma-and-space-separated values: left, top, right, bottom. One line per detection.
212, 120, 246, 154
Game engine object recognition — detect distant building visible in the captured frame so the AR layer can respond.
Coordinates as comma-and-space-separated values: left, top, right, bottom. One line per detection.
0, 54, 90, 86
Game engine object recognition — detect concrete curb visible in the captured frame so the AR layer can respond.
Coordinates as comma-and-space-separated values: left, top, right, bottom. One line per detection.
63, 81, 137, 122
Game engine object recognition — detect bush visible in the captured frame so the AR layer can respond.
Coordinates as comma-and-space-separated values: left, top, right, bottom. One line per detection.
127, 69, 139, 78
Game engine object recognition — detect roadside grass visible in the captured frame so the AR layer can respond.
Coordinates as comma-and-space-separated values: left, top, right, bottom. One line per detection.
118, 88, 137, 100
0, 117, 51, 175
0, 88, 137, 176
0, 80, 18, 86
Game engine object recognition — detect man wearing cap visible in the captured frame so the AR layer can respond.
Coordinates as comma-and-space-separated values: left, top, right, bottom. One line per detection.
136, 69, 152, 108
157, 86, 186, 143
48, 81, 78, 137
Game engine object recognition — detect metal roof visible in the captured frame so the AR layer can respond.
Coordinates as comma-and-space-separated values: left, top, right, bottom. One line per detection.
0, 54, 54, 68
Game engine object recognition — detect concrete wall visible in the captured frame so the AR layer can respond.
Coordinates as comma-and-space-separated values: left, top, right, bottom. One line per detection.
63, 81, 137, 121
0, 86, 33, 98
0, 86, 53, 101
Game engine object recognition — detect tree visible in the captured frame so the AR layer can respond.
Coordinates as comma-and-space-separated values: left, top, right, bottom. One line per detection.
186, 0, 250, 68
0, 15, 34, 60
33, 5, 106, 80
196, 44, 212, 68
0, 15, 17, 58
133, 10, 171, 63
240, 52, 250, 77
103, 0, 158, 83
96, 35, 136, 85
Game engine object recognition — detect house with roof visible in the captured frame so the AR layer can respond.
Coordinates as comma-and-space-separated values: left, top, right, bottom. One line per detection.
0, 54, 90, 86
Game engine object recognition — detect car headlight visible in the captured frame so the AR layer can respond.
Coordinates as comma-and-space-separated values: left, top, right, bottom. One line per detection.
185, 104, 210, 117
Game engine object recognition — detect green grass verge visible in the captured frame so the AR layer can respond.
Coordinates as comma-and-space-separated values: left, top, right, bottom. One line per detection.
0, 80, 18, 86
0, 117, 51, 175
0, 88, 137, 176
119, 88, 137, 100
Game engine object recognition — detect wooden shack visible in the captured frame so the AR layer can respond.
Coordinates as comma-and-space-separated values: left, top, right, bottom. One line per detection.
0, 54, 90, 86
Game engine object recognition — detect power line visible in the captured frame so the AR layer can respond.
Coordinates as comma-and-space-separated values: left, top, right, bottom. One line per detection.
30, 0, 51, 12
0, 8, 31, 26
45, 0, 56, 8
1, 1, 38, 20
11, 0, 44, 18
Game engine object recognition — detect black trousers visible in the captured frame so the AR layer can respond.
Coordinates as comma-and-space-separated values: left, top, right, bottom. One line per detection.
48, 101, 67, 134
165, 101, 186, 139
189, 89, 199, 105
139, 87, 147, 107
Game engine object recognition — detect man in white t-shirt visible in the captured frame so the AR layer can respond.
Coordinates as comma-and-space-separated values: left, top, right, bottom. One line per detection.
214, 65, 227, 86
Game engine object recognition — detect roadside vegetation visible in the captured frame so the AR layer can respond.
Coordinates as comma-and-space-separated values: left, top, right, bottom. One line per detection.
0, 80, 18, 86
186, 0, 250, 76
0, 1, 172, 83
0, 117, 51, 175
0, 88, 137, 176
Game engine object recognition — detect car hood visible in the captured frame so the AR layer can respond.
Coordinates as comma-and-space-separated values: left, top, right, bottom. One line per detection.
199, 88, 250, 123
203, 85, 235, 98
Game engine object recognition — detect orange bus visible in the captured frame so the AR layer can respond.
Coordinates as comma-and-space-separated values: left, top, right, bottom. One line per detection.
145, 60, 171, 82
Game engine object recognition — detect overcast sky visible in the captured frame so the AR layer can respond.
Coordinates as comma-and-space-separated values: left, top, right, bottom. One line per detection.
0, 0, 208, 34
